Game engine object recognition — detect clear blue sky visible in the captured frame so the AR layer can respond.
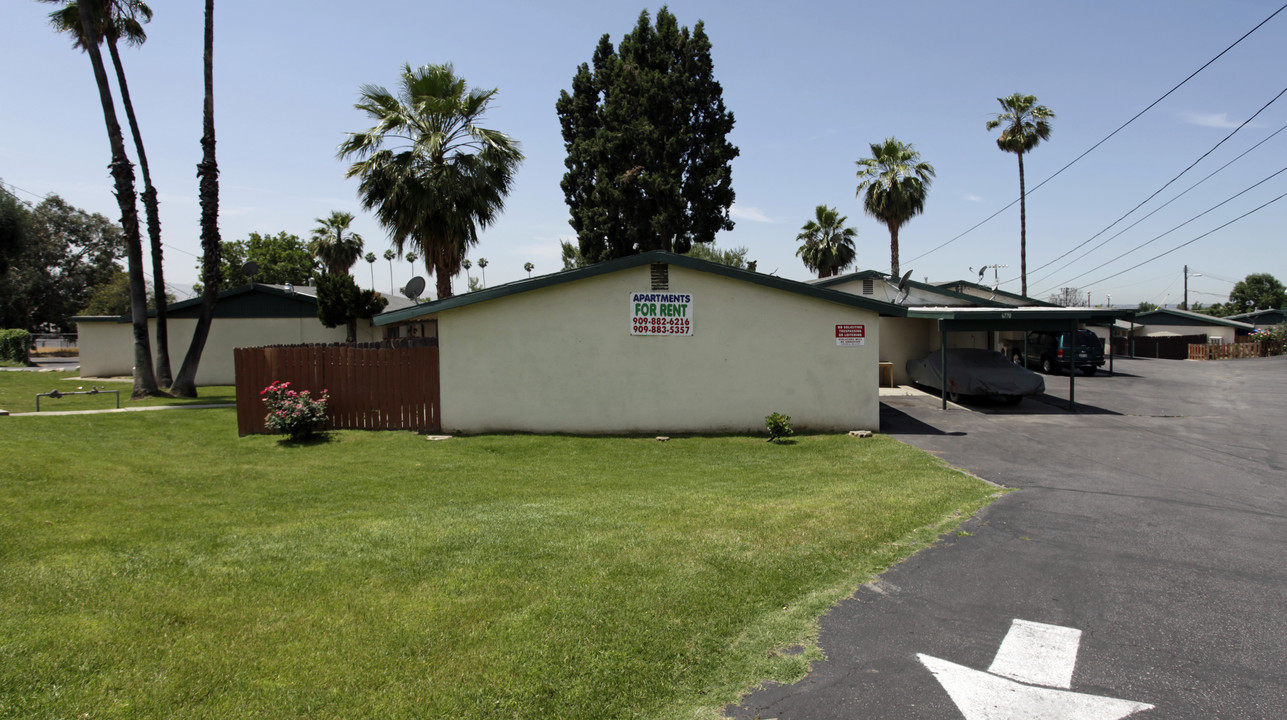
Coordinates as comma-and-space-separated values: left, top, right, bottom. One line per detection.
3, 0, 1284, 307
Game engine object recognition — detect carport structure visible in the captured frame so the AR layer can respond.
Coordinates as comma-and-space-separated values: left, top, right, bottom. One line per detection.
905, 306, 1136, 409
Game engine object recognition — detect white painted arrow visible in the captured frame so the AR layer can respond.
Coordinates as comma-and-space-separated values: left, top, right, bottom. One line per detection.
919, 619, 1154, 720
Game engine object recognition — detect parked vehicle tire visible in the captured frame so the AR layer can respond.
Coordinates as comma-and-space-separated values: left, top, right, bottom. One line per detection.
948, 390, 963, 404
1041, 357, 1055, 374
1082, 366, 1097, 376
1002, 394, 1023, 405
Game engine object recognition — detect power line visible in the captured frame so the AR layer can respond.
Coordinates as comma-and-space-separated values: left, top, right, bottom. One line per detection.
1033, 165, 1287, 296
1076, 190, 1287, 290
1024, 88, 1287, 287
905, 1, 1287, 265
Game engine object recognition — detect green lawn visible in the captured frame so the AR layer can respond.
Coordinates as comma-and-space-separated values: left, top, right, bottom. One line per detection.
0, 371, 234, 413
0, 407, 998, 720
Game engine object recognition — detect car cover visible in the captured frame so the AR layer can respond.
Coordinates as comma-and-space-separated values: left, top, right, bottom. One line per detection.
906, 348, 1046, 397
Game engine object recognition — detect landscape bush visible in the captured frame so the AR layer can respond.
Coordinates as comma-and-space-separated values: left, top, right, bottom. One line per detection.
261, 380, 330, 440
765, 412, 794, 443
0, 329, 31, 364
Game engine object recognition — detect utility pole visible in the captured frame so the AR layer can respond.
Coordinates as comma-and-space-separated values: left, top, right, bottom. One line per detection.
1183, 265, 1201, 311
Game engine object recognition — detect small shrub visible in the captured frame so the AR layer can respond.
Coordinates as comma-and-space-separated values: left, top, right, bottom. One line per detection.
0, 329, 31, 364
261, 381, 330, 440
765, 412, 794, 443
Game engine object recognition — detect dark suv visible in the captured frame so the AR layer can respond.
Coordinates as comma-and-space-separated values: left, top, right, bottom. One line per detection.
1016, 329, 1105, 375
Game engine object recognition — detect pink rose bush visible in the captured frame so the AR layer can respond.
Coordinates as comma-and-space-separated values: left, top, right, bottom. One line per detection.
261, 381, 330, 440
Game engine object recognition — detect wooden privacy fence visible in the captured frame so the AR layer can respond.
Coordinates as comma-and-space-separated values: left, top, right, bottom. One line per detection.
234, 339, 439, 436
1188, 340, 1282, 360
1113, 334, 1207, 360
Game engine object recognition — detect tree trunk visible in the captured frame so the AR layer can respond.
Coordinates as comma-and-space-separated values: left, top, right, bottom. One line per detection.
888, 222, 900, 278
171, 0, 219, 398
107, 36, 171, 387
1018, 152, 1027, 298
79, 7, 158, 399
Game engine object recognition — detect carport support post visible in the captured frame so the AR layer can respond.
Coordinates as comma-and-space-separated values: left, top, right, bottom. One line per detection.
940, 329, 948, 410
1069, 319, 1077, 412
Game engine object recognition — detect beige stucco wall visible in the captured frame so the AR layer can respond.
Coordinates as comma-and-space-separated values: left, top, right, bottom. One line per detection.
432, 265, 881, 434
1138, 324, 1234, 343
76, 315, 381, 385
876, 317, 935, 385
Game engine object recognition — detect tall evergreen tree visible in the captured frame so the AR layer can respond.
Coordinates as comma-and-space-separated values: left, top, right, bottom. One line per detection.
556, 7, 738, 263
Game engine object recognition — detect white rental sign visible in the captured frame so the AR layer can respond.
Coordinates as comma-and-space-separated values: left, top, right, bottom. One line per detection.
630, 292, 693, 336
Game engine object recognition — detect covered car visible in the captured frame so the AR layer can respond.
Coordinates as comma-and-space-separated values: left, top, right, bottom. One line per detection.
906, 348, 1045, 404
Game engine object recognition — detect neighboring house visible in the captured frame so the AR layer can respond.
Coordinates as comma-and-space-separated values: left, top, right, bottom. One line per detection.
374, 251, 896, 434
1130, 308, 1255, 344
932, 279, 1061, 308
75, 284, 415, 385
1226, 308, 1286, 329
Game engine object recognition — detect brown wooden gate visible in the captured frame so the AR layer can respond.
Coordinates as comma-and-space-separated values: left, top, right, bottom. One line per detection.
234, 339, 439, 436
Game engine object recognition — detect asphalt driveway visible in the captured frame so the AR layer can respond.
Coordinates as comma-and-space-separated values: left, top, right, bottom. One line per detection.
730, 355, 1287, 719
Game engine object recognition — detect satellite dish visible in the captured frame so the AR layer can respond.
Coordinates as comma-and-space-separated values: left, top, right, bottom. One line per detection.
403, 276, 426, 300
241, 261, 259, 278
895, 269, 913, 305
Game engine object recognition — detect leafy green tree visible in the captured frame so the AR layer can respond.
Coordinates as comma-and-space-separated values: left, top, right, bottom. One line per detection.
855, 137, 935, 278
46, 0, 175, 385
556, 7, 738, 263
43, 0, 157, 395
197, 232, 315, 293
1227, 273, 1286, 313
684, 242, 752, 269
0, 195, 124, 332
1137, 301, 1159, 312
309, 211, 364, 276
986, 93, 1054, 298
315, 272, 388, 343
0, 186, 32, 277
170, 0, 219, 398
340, 63, 523, 300
82, 270, 172, 315
795, 205, 857, 278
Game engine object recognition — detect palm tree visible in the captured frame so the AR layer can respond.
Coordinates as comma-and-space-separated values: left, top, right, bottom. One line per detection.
309, 210, 364, 276
364, 251, 377, 289
47, 0, 173, 386
477, 257, 488, 288
383, 248, 395, 292
339, 63, 523, 300
170, 0, 218, 398
855, 137, 935, 278
795, 205, 857, 279
524, 262, 534, 277
986, 93, 1054, 298
44, 0, 157, 397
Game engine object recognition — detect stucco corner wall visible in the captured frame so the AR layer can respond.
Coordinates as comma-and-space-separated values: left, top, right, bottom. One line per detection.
436, 265, 880, 434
